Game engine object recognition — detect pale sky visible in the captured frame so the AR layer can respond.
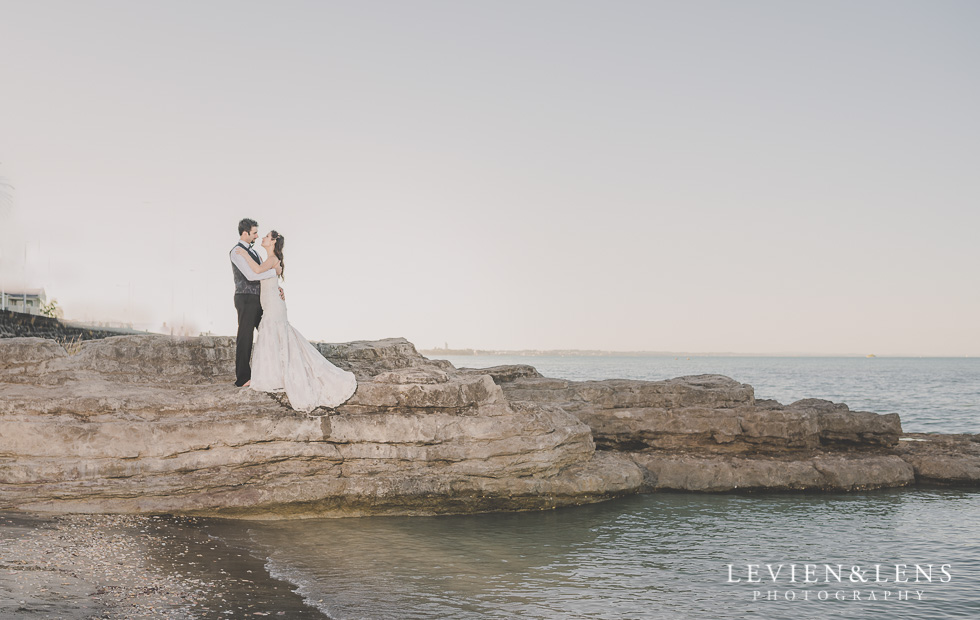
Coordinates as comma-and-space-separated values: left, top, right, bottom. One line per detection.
1, 1, 977, 356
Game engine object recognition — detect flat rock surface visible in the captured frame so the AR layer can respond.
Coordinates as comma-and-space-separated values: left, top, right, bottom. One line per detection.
630, 450, 915, 492
894, 433, 980, 486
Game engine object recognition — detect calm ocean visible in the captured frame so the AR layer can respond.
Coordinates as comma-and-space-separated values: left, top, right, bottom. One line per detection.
213, 356, 979, 619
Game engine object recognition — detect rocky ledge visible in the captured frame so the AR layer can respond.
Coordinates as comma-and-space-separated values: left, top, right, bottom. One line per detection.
0, 336, 976, 519
0, 336, 641, 518
461, 365, 980, 493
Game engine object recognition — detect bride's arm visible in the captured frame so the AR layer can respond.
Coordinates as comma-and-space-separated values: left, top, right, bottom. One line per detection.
234, 248, 278, 274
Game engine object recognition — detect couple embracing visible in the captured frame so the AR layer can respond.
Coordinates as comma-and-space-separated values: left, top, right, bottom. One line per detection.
230, 217, 356, 412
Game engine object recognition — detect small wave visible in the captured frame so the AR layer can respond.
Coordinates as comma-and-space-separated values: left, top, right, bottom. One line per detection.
264, 555, 340, 619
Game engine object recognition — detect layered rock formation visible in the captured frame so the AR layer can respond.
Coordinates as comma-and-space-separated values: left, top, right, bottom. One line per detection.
0, 336, 641, 518
1, 335, 975, 520
466, 366, 978, 492
895, 433, 980, 485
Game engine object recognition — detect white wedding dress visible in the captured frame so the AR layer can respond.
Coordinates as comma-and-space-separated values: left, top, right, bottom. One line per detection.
249, 276, 357, 412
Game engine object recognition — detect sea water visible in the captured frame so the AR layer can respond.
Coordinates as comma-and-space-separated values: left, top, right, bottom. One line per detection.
218, 356, 979, 619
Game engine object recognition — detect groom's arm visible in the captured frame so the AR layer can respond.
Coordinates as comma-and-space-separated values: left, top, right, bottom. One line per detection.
230, 250, 277, 281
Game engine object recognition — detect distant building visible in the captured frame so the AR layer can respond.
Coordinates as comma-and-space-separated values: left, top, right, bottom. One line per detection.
1, 288, 47, 315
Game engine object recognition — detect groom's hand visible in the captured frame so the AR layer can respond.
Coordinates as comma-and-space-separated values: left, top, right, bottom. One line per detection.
279, 287, 285, 301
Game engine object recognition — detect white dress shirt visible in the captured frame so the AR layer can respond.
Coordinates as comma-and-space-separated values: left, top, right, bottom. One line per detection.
231, 243, 278, 281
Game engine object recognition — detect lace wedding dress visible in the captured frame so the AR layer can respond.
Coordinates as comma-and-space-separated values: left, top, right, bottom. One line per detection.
249, 276, 357, 412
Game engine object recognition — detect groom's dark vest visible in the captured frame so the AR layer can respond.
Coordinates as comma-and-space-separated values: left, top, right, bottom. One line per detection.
231, 243, 262, 296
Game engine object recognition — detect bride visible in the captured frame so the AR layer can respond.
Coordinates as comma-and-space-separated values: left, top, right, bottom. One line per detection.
233, 231, 357, 412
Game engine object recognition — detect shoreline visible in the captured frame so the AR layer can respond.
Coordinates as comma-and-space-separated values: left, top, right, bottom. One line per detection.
0, 512, 328, 619
4, 483, 978, 617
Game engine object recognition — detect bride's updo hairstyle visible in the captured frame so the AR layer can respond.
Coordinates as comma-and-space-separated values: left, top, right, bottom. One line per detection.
270, 230, 285, 279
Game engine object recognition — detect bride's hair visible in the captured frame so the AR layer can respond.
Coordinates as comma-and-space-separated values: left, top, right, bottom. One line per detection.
270, 230, 285, 279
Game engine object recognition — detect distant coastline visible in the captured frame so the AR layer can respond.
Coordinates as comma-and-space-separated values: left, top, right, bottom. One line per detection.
418, 348, 970, 358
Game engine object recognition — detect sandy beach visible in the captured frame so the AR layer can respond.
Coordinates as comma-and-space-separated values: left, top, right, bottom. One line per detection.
0, 513, 327, 619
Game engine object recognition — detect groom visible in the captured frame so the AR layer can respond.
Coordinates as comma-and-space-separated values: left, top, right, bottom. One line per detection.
230, 217, 282, 387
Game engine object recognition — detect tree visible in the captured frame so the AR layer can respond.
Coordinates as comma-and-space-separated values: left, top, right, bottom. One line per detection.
40, 299, 63, 319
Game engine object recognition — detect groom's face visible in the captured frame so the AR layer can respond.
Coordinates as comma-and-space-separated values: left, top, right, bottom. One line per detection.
246, 227, 259, 244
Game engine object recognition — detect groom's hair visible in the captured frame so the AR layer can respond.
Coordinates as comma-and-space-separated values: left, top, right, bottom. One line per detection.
238, 218, 258, 235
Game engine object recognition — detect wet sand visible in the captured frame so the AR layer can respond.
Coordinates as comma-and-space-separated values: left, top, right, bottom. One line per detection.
0, 512, 328, 619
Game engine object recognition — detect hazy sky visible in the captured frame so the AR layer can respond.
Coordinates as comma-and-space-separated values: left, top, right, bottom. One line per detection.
1, 1, 977, 355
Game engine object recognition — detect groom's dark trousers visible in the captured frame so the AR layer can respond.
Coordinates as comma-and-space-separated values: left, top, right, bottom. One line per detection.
234, 293, 262, 386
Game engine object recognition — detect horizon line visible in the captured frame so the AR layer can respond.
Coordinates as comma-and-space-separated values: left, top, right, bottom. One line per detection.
418, 347, 976, 359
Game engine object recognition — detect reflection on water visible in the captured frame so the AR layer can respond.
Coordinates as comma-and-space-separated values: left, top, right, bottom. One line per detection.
211, 356, 980, 618
433, 355, 980, 434
214, 490, 980, 619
